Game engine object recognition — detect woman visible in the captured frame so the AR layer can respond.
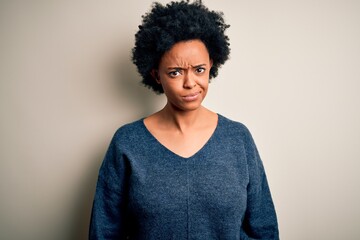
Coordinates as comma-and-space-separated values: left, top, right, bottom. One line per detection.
89, 1, 279, 239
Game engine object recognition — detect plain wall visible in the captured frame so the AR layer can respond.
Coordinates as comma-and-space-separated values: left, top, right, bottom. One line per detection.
1, 0, 359, 239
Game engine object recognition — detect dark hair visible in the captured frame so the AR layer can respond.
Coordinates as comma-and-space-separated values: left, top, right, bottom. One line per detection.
131, 0, 230, 94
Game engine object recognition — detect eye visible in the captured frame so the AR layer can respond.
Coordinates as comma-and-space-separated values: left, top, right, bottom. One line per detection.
195, 67, 206, 74
168, 69, 182, 78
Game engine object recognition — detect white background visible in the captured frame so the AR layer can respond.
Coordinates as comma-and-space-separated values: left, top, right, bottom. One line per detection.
1, 0, 359, 239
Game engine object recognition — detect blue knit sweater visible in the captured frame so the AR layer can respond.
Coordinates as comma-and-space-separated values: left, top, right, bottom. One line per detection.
89, 114, 279, 239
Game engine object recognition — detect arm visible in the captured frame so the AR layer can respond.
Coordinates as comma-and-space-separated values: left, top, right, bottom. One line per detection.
89, 135, 130, 240
241, 131, 279, 239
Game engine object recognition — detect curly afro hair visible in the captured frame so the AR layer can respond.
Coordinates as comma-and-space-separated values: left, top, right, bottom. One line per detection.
132, 0, 230, 94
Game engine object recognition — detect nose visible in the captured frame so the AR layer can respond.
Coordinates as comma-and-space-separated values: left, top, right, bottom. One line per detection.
183, 71, 196, 89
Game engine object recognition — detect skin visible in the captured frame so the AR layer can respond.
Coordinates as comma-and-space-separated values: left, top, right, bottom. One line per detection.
144, 39, 218, 158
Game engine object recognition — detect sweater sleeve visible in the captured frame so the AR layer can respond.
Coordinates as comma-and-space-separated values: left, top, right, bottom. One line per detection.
89, 133, 130, 240
241, 130, 279, 240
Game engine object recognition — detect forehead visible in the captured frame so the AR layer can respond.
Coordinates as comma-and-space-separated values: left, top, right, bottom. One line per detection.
159, 40, 210, 67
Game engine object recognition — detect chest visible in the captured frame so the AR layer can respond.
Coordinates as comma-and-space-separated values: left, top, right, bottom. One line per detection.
126, 149, 249, 222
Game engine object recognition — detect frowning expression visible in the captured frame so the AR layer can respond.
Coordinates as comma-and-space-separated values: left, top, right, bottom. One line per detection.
154, 39, 213, 112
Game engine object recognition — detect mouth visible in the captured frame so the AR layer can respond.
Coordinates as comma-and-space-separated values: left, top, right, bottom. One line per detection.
182, 91, 201, 101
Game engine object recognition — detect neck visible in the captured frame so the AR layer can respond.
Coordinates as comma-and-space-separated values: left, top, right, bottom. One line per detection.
159, 103, 206, 133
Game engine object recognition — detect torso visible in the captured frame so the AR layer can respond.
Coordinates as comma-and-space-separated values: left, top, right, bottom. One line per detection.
112, 115, 252, 239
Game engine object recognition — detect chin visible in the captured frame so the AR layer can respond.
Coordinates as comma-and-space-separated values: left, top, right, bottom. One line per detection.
179, 102, 203, 112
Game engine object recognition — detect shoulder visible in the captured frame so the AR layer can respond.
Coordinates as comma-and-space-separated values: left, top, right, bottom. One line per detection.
114, 118, 143, 135
110, 118, 147, 147
218, 114, 253, 139
216, 114, 259, 154
217, 114, 263, 166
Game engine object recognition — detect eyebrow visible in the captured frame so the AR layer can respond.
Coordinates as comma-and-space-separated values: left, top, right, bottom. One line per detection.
167, 64, 207, 70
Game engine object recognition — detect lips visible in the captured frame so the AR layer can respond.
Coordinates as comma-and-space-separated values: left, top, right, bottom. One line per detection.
182, 91, 200, 101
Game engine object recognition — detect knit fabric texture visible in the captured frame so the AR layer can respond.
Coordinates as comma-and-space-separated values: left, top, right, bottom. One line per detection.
89, 114, 279, 239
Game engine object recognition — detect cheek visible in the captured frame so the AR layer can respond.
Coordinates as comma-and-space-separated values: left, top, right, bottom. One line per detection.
198, 77, 209, 89
161, 80, 181, 95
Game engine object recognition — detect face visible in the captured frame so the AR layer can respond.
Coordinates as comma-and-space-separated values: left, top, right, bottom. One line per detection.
154, 39, 213, 112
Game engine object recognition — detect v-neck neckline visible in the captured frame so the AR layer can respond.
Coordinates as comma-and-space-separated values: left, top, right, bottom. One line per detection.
141, 114, 221, 160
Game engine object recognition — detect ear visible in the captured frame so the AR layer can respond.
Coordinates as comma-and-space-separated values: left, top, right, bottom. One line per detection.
150, 69, 161, 84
